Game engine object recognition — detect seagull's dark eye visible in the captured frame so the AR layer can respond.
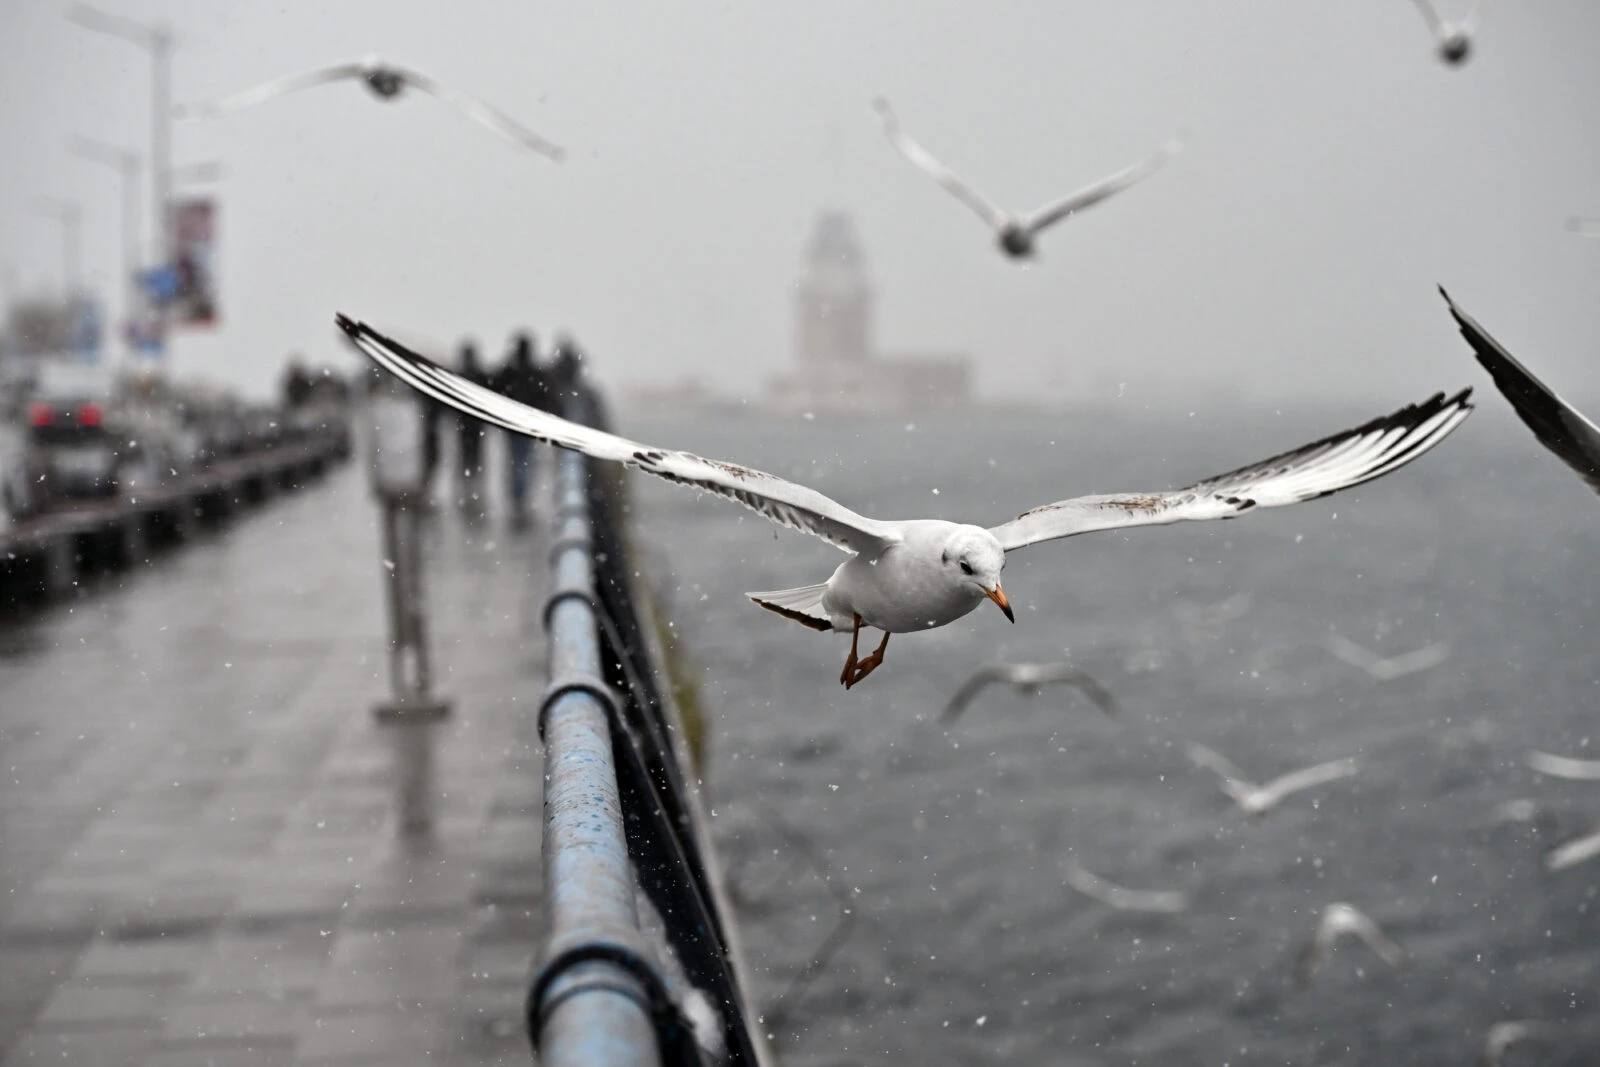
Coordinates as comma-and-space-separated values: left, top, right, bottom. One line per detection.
960, 560, 974, 576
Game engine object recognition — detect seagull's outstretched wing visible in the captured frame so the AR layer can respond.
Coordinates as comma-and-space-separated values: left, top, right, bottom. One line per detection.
989, 389, 1472, 551
401, 68, 565, 161
1026, 664, 1118, 716
1441, 286, 1600, 496
940, 665, 1009, 722
1063, 860, 1188, 913
1184, 742, 1250, 790
873, 97, 1007, 231
1524, 750, 1600, 781
179, 62, 367, 118
1259, 758, 1359, 805
1020, 131, 1185, 235
338, 315, 898, 555
1545, 827, 1600, 872
1479, 1022, 1550, 1067
1410, 0, 1446, 34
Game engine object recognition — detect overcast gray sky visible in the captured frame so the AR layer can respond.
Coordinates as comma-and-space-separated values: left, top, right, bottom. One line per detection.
2, 0, 1598, 404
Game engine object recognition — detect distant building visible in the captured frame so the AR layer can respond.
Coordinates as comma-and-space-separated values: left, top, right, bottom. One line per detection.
766, 211, 972, 415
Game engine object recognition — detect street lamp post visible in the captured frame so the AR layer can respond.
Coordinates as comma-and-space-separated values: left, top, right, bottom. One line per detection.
68, 4, 174, 353
34, 197, 83, 296
71, 136, 140, 355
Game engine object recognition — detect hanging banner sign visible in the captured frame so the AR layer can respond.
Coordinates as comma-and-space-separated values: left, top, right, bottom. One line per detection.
170, 198, 219, 327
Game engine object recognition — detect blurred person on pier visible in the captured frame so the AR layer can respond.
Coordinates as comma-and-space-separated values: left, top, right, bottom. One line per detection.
492, 330, 548, 527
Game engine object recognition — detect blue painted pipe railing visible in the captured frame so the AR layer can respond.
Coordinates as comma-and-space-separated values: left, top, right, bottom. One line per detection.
530, 385, 770, 1067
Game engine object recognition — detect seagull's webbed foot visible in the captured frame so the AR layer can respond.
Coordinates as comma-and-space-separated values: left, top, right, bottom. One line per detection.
839, 614, 863, 686
843, 629, 891, 690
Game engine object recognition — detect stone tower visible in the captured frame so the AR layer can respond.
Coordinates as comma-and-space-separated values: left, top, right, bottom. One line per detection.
794, 211, 874, 369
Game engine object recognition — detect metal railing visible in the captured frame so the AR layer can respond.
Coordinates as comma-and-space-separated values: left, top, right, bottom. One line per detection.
529, 386, 770, 1067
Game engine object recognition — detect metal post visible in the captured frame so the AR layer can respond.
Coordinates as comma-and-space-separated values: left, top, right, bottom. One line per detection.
33, 198, 82, 295
534, 447, 661, 1067
66, 3, 175, 358
71, 138, 141, 358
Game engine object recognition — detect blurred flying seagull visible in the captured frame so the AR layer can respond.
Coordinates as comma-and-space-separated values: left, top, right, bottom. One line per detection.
1486, 797, 1552, 832
872, 96, 1183, 260
1295, 902, 1406, 985
1062, 860, 1188, 913
1408, 0, 1490, 66
1323, 633, 1450, 681
177, 56, 564, 162
1185, 742, 1359, 817
1478, 1021, 1554, 1067
1545, 826, 1600, 872
339, 314, 1471, 689
1569, 217, 1600, 238
941, 662, 1116, 723
1441, 287, 1600, 496
1524, 749, 1600, 781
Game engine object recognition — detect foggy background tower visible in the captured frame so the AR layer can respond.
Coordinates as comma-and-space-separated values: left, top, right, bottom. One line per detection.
794, 210, 874, 370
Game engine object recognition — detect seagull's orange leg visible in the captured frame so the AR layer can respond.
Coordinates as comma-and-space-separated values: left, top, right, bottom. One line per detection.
839, 614, 863, 686
844, 629, 891, 689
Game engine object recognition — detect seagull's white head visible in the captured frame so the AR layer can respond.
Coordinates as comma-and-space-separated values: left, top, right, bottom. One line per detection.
941, 526, 1011, 622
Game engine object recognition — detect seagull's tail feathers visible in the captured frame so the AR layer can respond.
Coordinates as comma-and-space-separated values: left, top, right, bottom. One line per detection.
747, 583, 837, 632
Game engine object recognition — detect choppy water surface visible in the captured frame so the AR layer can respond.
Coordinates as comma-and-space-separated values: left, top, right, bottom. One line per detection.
628, 405, 1600, 1066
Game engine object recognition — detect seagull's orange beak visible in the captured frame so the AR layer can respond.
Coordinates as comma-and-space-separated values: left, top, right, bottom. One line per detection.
985, 585, 1014, 623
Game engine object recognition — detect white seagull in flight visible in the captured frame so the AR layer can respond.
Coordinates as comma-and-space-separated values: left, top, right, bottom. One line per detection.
339, 314, 1471, 688
1062, 860, 1188, 914
1440, 287, 1600, 497
177, 56, 564, 162
1322, 633, 1451, 681
872, 96, 1183, 260
941, 662, 1117, 724
1296, 902, 1407, 985
1408, 0, 1491, 66
1186, 742, 1360, 818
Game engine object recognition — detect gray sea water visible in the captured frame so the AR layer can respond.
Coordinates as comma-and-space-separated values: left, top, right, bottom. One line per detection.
626, 405, 1600, 1067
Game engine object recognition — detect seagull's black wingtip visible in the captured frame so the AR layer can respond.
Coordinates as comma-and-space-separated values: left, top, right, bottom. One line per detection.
334, 312, 361, 340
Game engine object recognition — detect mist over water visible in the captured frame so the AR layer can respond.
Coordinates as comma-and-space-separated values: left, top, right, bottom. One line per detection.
631, 407, 1600, 1065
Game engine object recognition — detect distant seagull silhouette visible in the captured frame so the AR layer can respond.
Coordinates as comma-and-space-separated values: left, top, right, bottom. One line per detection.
1186, 742, 1359, 817
1440, 287, 1600, 496
1063, 860, 1188, 913
177, 56, 564, 161
1478, 1021, 1554, 1067
1323, 633, 1451, 681
1569, 217, 1600, 239
1295, 902, 1406, 985
1487, 797, 1551, 832
1524, 749, 1600, 781
1546, 827, 1600, 872
872, 96, 1183, 260
941, 662, 1117, 724
1409, 0, 1490, 66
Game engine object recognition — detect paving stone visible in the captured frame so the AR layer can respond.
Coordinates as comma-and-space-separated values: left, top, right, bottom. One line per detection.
141, 1043, 296, 1067
160, 996, 307, 1045
72, 938, 210, 983
0, 1025, 158, 1066
35, 979, 173, 1028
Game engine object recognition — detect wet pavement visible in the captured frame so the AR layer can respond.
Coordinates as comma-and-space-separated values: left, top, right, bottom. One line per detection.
0, 458, 550, 1066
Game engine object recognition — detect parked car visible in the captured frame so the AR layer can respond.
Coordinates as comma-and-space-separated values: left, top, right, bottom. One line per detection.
14, 362, 173, 511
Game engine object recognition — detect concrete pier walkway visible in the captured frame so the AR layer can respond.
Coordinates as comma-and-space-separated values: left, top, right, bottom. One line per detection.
0, 462, 550, 1066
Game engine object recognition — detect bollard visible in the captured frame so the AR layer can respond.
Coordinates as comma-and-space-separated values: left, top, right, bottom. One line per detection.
366, 373, 450, 724
365, 372, 448, 837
